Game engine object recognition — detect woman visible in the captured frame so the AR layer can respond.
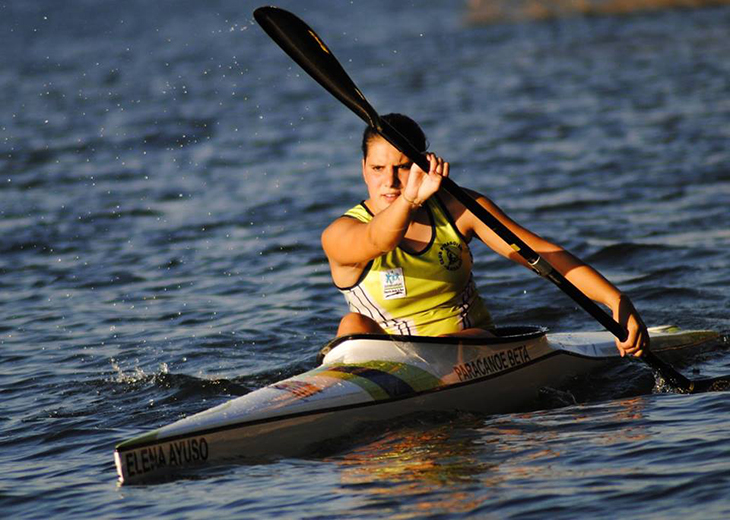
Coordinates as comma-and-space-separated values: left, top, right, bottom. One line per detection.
322, 114, 648, 357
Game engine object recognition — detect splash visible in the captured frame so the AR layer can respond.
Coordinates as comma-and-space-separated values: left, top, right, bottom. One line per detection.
110, 358, 169, 385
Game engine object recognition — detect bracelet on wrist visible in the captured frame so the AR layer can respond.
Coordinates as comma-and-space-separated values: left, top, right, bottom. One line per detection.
401, 193, 422, 208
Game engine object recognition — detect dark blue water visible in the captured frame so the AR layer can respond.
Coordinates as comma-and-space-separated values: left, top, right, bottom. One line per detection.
2, 1, 729, 518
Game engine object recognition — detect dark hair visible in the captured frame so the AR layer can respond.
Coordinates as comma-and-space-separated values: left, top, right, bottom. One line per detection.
361, 113, 429, 158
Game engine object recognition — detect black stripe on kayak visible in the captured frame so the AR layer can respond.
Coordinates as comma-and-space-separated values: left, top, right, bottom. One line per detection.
327, 365, 416, 398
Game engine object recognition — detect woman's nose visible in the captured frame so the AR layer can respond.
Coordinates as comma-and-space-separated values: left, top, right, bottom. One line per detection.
387, 167, 401, 187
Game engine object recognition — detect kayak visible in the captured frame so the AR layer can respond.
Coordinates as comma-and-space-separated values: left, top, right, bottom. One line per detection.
114, 325, 718, 484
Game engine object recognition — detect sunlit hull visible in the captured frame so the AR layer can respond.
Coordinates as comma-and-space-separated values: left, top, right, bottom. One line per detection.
114, 325, 717, 484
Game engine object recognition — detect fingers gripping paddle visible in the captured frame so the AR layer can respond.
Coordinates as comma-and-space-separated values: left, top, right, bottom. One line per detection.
254, 6, 727, 394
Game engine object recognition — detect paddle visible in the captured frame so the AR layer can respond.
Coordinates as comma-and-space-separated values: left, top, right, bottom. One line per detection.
253, 6, 727, 394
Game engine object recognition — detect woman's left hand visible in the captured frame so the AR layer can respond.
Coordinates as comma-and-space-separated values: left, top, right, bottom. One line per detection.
612, 295, 650, 357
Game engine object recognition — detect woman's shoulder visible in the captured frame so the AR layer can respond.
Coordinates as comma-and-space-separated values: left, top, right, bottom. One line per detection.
435, 187, 491, 239
322, 201, 370, 243
439, 186, 494, 214
341, 201, 373, 222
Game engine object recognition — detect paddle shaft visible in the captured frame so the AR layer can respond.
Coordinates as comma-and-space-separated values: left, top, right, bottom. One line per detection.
254, 6, 695, 393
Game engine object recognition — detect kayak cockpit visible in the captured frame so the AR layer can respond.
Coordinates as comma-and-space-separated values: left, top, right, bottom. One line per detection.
317, 326, 547, 365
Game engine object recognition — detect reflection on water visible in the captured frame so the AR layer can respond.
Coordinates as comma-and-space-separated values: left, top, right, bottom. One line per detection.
328, 420, 493, 517
479, 395, 648, 466
326, 397, 650, 517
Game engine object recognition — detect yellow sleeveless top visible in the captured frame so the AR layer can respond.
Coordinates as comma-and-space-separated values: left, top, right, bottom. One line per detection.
337, 196, 493, 336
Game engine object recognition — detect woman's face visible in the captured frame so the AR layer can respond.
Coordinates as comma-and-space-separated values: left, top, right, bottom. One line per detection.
362, 136, 413, 213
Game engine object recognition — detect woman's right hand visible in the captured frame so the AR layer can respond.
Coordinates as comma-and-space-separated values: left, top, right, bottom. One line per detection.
402, 153, 449, 206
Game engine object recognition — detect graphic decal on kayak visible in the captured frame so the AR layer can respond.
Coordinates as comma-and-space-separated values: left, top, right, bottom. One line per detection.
272, 380, 323, 399
312, 361, 444, 401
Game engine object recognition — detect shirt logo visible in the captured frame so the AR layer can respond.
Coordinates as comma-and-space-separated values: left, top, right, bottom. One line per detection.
438, 242, 463, 271
381, 268, 407, 299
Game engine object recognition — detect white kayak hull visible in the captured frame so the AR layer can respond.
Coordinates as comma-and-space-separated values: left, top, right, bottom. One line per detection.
114, 325, 718, 484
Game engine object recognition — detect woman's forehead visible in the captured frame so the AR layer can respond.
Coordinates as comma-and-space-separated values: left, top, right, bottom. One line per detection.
365, 137, 408, 163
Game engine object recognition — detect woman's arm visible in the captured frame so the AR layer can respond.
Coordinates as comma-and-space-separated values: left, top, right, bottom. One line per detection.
455, 190, 649, 357
322, 153, 447, 268
321, 195, 418, 268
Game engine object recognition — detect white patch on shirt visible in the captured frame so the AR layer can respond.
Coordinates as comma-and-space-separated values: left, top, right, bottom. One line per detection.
381, 268, 407, 299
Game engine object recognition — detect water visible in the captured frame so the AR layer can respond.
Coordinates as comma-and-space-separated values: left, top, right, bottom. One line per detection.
1, 0, 729, 517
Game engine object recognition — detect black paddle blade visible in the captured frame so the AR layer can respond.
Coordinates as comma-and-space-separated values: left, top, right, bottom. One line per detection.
642, 351, 694, 393
644, 348, 730, 394
690, 375, 730, 394
254, 6, 431, 171
254, 6, 379, 128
